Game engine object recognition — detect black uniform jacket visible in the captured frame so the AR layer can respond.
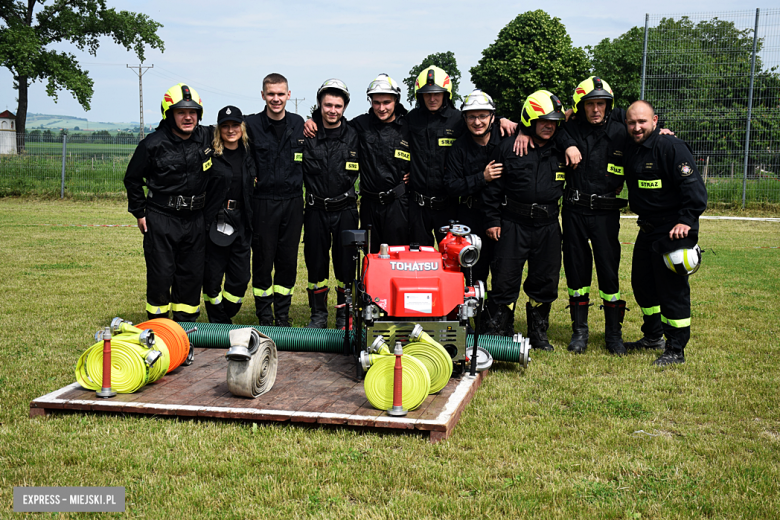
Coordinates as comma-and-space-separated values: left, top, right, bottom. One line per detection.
204, 145, 257, 232
350, 105, 410, 193
244, 109, 305, 201
444, 125, 502, 199
302, 119, 360, 199
483, 136, 566, 230
124, 120, 214, 219
624, 128, 707, 227
558, 108, 628, 211
406, 103, 465, 198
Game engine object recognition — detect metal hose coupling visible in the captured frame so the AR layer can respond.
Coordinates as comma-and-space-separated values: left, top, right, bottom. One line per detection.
226, 328, 261, 361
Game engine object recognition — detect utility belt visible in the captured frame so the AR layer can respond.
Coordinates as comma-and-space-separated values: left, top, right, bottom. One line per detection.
501, 196, 559, 221
411, 191, 450, 211
148, 191, 206, 211
305, 187, 357, 212
460, 195, 484, 210
224, 199, 241, 210
360, 182, 406, 205
564, 189, 628, 211
636, 215, 677, 234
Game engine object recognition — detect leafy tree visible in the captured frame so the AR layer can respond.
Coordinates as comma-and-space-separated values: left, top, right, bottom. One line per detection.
587, 26, 644, 109
0, 0, 164, 149
470, 10, 590, 121
403, 51, 462, 106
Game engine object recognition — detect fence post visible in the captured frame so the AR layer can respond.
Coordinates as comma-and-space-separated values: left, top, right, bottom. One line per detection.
742, 8, 760, 209
640, 13, 649, 100
60, 134, 67, 199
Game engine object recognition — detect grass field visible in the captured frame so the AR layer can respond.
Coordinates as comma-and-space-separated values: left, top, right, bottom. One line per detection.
1, 199, 779, 519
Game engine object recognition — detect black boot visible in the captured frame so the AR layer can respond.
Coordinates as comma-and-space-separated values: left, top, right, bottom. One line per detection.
483, 303, 514, 336
567, 298, 589, 354
653, 343, 685, 366
625, 336, 665, 351
335, 287, 347, 330
306, 287, 329, 328
603, 300, 627, 355
255, 294, 274, 326
274, 293, 293, 327
526, 301, 554, 351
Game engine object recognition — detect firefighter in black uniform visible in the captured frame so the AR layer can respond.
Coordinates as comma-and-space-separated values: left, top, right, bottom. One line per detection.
353, 74, 411, 253
302, 79, 360, 329
124, 83, 213, 322
444, 89, 502, 286
482, 91, 566, 350
559, 77, 630, 355
624, 100, 707, 365
407, 66, 516, 246
202, 106, 256, 323
244, 74, 305, 327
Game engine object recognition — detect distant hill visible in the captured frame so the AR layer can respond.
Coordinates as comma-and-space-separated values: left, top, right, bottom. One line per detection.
25, 113, 153, 133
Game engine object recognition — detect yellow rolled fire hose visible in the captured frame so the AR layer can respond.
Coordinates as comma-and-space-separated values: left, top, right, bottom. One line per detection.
363, 354, 430, 411
75, 333, 170, 393
403, 341, 452, 394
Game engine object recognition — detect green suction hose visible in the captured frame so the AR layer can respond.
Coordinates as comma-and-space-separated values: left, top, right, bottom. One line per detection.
179, 322, 530, 366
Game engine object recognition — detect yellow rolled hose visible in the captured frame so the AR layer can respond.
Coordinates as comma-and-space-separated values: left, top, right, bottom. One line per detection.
403, 341, 453, 394
364, 354, 430, 411
75, 336, 170, 393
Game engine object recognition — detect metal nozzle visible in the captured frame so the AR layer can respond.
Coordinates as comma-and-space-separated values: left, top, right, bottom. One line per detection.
369, 335, 386, 353
409, 324, 424, 341
378, 243, 390, 259
138, 329, 155, 348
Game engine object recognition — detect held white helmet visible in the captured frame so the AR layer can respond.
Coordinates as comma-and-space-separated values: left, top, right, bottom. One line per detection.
663, 244, 702, 275
366, 73, 401, 102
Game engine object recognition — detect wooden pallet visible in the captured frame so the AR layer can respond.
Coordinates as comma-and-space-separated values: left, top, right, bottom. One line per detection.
30, 348, 487, 443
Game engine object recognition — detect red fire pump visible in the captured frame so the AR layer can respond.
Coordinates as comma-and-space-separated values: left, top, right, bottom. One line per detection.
345, 223, 485, 377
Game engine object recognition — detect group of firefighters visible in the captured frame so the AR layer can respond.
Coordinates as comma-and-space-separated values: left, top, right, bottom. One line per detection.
124, 66, 707, 367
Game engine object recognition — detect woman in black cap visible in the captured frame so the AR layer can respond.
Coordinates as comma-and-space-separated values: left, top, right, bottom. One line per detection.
202, 106, 257, 323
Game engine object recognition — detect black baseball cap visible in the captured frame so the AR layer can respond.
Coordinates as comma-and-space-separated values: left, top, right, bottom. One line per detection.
217, 105, 244, 125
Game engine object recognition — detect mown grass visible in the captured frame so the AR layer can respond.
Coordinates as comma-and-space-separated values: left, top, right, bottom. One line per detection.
0, 198, 779, 519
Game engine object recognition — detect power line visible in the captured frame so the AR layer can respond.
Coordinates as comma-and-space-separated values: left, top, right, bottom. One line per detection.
127, 64, 153, 139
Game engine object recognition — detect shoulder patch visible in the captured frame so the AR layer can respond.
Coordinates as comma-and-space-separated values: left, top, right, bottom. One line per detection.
679, 162, 693, 176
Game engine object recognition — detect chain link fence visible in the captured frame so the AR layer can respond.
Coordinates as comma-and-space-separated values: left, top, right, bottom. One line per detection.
641, 8, 780, 207
0, 133, 137, 198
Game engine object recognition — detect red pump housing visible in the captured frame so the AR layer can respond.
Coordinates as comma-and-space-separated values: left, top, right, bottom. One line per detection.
362, 245, 466, 318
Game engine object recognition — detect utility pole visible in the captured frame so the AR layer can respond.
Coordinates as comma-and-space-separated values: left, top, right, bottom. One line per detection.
290, 98, 305, 114
127, 64, 153, 140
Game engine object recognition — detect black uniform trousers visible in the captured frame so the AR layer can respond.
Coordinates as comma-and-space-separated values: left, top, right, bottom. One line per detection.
203, 209, 252, 324
304, 205, 359, 288
408, 202, 458, 247
561, 208, 622, 301
489, 218, 562, 306
143, 207, 205, 321
455, 203, 493, 286
360, 196, 409, 254
631, 224, 691, 350
251, 198, 304, 321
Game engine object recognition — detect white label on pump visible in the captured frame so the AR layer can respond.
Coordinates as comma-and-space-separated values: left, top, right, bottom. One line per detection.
405, 293, 432, 314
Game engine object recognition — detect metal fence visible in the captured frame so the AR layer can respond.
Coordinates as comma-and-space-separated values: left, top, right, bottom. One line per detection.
0, 133, 137, 198
640, 8, 780, 207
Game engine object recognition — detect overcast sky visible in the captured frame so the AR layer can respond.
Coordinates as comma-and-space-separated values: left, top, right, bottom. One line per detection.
0, 0, 759, 126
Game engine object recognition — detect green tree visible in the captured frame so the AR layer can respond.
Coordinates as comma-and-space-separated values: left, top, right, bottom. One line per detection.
0, 0, 164, 149
470, 10, 590, 121
587, 26, 644, 109
403, 51, 462, 106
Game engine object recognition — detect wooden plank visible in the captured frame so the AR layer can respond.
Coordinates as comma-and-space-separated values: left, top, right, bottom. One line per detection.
29, 351, 487, 441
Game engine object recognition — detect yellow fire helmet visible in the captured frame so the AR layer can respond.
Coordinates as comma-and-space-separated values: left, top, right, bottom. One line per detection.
414, 65, 453, 100
572, 76, 614, 114
161, 83, 203, 121
520, 90, 565, 128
